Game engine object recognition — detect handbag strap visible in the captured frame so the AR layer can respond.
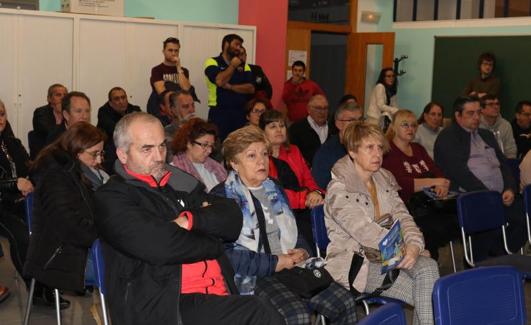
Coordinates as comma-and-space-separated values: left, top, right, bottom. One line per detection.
348, 253, 400, 300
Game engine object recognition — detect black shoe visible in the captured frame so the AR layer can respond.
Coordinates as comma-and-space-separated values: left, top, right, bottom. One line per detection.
33, 288, 71, 310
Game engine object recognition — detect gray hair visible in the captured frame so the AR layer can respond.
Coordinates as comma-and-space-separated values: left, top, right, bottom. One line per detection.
335, 101, 362, 120
113, 112, 161, 151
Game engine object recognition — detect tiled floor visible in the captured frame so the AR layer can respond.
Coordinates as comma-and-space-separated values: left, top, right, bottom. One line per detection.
0, 239, 530, 324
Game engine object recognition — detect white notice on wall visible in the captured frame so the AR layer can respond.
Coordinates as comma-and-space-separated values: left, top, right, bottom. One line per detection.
288, 50, 307, 66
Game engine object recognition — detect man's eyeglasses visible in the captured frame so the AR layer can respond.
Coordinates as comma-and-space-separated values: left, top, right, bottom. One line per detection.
193, 141, 215, 150
85, 150, 105, 159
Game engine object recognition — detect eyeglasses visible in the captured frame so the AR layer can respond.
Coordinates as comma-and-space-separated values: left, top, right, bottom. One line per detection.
485, 101, 500, 107
84, 150, 105, 159
399, 121, 417, 129
385, 74, 395, 78
309, 105, 328, 112
251, 108, 266, 114
193, 141, 215, 150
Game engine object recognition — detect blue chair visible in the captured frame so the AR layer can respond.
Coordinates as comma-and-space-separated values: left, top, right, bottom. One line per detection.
23, 193, 63, 325
522, 184, 531, 245
357, 303, 407, 325
91, 239, 110, 325
432, 266, 526, 325
310, 206, 405, 316
456, 190, 513, 267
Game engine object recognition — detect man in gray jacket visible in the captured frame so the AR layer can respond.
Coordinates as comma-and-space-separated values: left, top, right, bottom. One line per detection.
479, 95, 517, 159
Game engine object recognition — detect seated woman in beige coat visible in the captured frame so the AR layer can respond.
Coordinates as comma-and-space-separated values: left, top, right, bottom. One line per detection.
324, 122, 439, 325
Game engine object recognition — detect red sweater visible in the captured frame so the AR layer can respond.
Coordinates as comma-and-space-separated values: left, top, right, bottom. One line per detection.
382, 142, 445, 203
282, 78, 324, 123
271, 145, 322, 209
124, 165, 228, 296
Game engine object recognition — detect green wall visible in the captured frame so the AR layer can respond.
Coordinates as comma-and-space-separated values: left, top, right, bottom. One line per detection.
39, 0, 239, 24
394, 25, 531, 115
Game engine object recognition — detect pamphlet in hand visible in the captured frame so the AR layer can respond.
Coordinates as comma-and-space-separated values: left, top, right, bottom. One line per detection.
378, 220, 404, 274
422, 187, 458, 200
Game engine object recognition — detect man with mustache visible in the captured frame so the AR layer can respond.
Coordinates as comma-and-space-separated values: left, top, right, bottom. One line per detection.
94, 112, 283, 325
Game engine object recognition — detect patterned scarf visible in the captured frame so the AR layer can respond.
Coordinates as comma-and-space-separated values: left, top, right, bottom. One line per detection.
224, 171, 297, 254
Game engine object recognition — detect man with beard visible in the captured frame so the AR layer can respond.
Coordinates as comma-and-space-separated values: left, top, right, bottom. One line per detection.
204, 34, 255, 140
165, 89, 196, 159
94, 112, 283, 325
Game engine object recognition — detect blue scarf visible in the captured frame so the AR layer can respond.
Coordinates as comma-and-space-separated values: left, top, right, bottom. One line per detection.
224, 171, 298, 254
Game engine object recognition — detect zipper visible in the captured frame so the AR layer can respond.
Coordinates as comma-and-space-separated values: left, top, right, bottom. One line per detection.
43, 245, 63, 270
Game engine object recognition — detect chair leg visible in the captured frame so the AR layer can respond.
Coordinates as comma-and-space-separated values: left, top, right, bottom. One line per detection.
23, 278, 36, 325
449, 241, 457, 273
362, 300, 370, 315
54, 289, 62, 325
100, 292, 110, 325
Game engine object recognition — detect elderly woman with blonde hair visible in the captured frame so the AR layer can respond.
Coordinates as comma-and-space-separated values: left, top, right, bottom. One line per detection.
324, 122, 439, 325
211, 125, 358, 325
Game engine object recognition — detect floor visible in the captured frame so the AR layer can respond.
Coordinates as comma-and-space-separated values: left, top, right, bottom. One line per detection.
0, 239, 530, 324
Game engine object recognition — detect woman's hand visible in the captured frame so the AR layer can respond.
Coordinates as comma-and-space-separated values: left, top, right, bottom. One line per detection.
305, 191, 324, 208
275, 254, 296, 272
17, 178, 34, 196
287, 248, 309, 265
433, 178, 450, 199
397, 244, 420, 270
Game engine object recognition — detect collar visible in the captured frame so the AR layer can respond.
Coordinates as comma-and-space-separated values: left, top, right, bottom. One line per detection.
307, 116, 327, 129
122, 164, 171, 188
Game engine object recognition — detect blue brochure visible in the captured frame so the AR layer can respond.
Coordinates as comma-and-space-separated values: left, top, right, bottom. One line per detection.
379, 220, 404, 274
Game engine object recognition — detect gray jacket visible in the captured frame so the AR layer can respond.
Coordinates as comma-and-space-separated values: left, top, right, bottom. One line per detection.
479, 115, 517, 159
324, 156, 424, 292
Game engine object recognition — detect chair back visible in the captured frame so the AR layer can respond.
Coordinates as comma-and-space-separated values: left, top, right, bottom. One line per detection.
433, 266, 526, 325
523, 184, 531, 244
310, 205, 330, 256
25, 193, 34, 235
91, 239, 106, 294
357, 303, 406, 325
456, 190, 506, 234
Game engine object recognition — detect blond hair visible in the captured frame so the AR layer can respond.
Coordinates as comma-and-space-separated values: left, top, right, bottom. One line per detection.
385, 109, 417, 141
343, 122, 389, 153
222, 126, 271, 170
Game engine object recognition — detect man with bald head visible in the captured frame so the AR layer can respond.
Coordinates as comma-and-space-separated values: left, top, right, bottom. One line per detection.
94, 112, 283, 325
288, 94, 332, 166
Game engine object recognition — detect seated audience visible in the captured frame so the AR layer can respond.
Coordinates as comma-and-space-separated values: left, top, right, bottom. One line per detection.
171, 118, 226, 192
366, 68, 399, 129
383, 110, 459, 260
325, 122, 439, 325
24, 122, 105, 308
288, 94, 332, 166
245, 98, 269, 127
463, 52, 500, 98
434, 96, 526, 262
212, 126, 357, 325
165, 90, 196, 159
260, 110, 323, 250
313, 101, 363, 189
512, 100, 531, 159
0, 99, 33, 304
97, 87, 140, 173
520, 150, 531, 192
47, 91, 91, 144
414, 102, 444, 159
94, 112, 282, 325
479, 95, 517, 159
329, 94, 358, 134
32, 83, 68, 157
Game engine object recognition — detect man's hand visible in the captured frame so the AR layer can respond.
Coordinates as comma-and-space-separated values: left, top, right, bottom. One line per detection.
397, 244, 420, 270
275, 254, 296, 272
502, 189, 515, 206
230, 56, 242, 68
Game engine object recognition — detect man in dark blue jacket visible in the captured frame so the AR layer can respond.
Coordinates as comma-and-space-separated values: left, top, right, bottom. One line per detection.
94, 112, 283, 325
434, 96, 526, 262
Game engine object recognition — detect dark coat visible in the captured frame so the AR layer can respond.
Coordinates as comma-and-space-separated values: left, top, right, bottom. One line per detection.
0, 132, 30, 201
32, 104, 56, 136
288, 118, 331, 167
24, 150, 97, 291
434, 122, 515, 192
94, 163, 242, 325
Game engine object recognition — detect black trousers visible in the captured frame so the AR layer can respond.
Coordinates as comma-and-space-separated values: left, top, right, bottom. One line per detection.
180, 293, 286, 325
0, 207, 29, 278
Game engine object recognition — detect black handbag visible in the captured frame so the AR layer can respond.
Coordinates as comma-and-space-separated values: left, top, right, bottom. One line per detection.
273, 266, 334, 299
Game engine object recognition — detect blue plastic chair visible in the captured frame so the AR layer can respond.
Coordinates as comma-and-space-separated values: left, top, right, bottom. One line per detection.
310, 206, 405, 316
23, 193, 63, 325
357, 303, 407, 325
522, 184, 531, 245
91, 239, 110, 325
432, 266, 526, 325
456, 191, 512, 267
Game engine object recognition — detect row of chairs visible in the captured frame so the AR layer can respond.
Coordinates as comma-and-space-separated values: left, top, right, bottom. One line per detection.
22, 193, 110, 325
359, 266, 526, 325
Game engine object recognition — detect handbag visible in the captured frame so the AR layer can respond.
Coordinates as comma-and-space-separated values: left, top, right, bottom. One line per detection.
273, 266, 334, 299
